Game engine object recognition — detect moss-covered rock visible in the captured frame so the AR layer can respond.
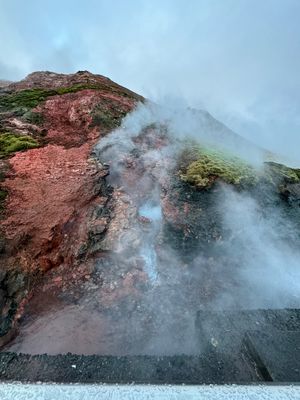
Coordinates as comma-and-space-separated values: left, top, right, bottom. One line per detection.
179, 146, 258, 189
0, 84, 112, 116
264, 161, 300, 184
90, 98, 128, 131
0, 133, 39, 157
179, 144, 300, 191
22, 110, 44, 125
91, 108, 127, 130
0, 88, 56, 112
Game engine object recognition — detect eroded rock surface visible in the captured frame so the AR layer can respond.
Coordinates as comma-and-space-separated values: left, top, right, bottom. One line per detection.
0, 71, 142, 344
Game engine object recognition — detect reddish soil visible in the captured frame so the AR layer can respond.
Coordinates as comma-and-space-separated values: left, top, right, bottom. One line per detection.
3, 144, 102, 272
1, 71, 140, 274
0, 71, 143, 344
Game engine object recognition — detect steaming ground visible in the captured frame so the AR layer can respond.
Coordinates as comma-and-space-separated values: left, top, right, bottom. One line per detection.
215, 187, 300, 309
138, 201, 161, 282
97, 101, 300, 309
5, 102, 300, 355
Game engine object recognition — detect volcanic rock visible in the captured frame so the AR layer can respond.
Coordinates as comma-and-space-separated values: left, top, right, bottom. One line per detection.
1, 70, 300, 354
0, 71, 143, 342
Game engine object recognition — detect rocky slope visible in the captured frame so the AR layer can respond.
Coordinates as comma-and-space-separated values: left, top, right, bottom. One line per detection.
0, 71, 143, 346
0, 71, 300, 353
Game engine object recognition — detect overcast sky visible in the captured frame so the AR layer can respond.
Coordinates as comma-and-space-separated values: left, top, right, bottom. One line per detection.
0, 0, 300, 161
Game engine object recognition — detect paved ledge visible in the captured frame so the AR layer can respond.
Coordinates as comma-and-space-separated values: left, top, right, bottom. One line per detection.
0, 383, 299, 400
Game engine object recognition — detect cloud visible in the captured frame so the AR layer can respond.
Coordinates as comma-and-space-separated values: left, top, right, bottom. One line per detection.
0, 0, 300, 160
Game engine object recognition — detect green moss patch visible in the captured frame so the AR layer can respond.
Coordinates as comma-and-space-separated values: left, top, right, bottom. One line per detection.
0, 88, 56, 112
22, 111, 44, 125
179, 144, 300, 190
91, 99, 128, 130
264, 162, 300, 184
0, 133, 39, 157
179, 146, 258, 189
0, 84, 114, 115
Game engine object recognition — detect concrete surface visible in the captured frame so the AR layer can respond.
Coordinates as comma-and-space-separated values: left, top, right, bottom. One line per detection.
0, 383, 299, 400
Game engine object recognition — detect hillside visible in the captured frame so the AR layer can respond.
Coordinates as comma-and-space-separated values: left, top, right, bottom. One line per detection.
0, 71, 299, 358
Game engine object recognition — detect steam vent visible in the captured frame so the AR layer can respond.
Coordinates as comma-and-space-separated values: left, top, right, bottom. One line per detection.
0, 71, 299, 383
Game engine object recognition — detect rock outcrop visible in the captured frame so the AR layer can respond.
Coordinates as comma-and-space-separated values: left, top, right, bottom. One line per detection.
1, 70, 300, 353
0, 71, 143, 345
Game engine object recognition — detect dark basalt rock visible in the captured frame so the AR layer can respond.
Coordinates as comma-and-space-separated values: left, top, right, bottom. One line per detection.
0, 269, 32, 346
0, 352, 257, 384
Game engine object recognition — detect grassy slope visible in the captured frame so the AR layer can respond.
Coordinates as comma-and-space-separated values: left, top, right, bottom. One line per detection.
179, 145, 300, 189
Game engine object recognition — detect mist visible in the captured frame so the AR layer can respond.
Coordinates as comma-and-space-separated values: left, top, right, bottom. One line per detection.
96, 101, 300, 303
90, 101, 300, 355
1, 0, 300, 161
214, 186, 300, 309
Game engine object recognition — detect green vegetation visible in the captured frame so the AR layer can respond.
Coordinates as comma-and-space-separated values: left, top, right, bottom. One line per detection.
179, 144, 300, 190
91, 107, 127, 130
264, 162, 300, 184
0, 133, 39, 157
90, 97, 128, 131
180, 146, 258, 188
22, 111, 44, 125
0, 88, 56, 112
0, 84, 109, 114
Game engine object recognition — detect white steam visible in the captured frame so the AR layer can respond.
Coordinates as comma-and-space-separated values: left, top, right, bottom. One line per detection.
139, 201, 162, 282
92, 101, 300, 355
117, 101, 266, 165
97, 101, 300, 308
215, 186, 300, 309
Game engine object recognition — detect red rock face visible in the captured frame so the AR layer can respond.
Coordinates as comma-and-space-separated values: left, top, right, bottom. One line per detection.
1, 72, 141, 274
3, 144, 100, 271
0, 71, 143, 343
39, 90, 135, 148
7, 71, 140, 95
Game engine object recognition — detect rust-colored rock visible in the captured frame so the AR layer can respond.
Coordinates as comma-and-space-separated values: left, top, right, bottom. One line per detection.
0, 71, 143, 341
3, 144, 101, 271
1, 71, 141, 272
